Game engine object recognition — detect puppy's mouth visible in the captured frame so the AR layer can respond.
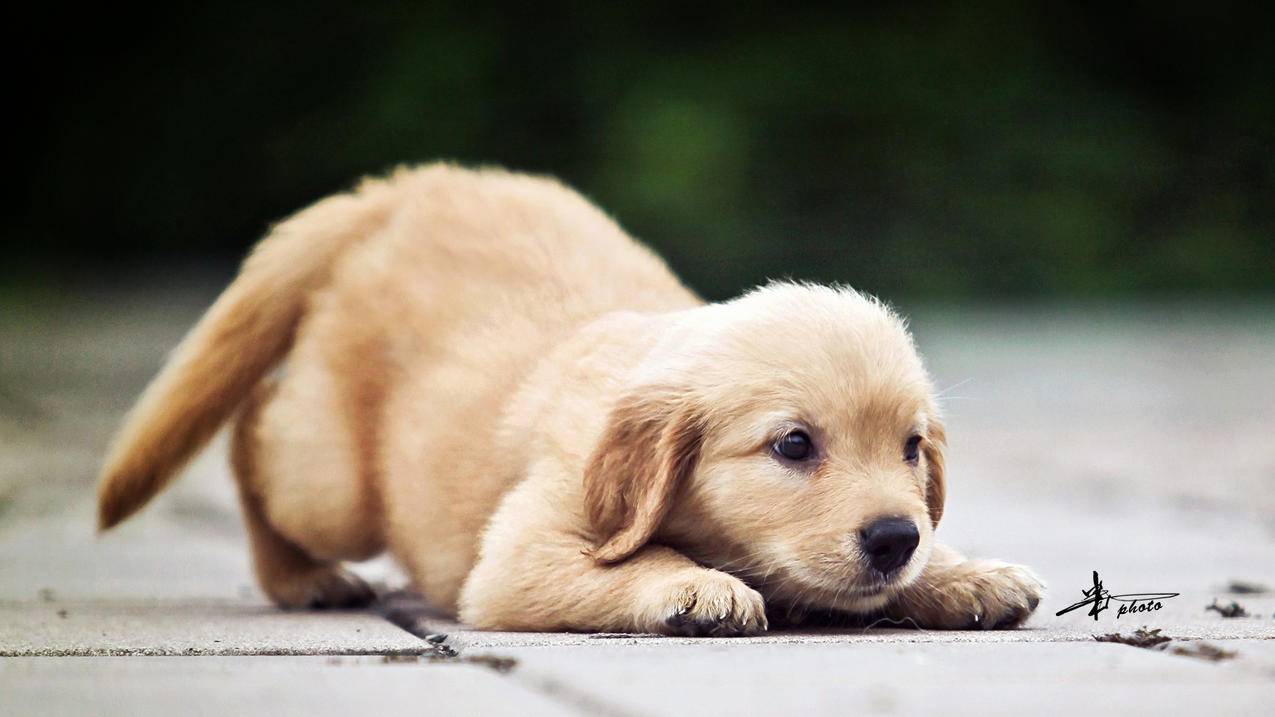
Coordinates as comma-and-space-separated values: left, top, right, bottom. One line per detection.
844, 583, 888, 598
823, 577, 901, 606
767, 563, 912, 613
708, 540, 930, 613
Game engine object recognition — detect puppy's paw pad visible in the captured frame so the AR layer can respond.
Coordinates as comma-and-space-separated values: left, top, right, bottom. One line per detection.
654, 571, 767, 637
265, 566, 376, 610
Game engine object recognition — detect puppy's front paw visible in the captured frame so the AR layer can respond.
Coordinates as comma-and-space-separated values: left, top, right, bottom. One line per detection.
896, 560, 1044, 630
648, 570, 768, 637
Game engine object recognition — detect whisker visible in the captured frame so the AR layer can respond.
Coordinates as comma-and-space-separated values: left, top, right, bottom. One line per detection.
935, 377, 973, 398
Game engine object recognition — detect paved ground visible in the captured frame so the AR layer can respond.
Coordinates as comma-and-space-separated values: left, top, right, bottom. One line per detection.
2, 278, 1273, 715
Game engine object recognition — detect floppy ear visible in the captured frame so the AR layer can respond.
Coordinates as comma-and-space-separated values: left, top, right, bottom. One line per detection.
583, 390, 705, 564
923, 419, 947, 529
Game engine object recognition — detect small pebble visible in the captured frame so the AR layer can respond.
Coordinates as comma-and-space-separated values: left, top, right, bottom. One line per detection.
1206, 599, 1248, 618
433, 644, 459, 658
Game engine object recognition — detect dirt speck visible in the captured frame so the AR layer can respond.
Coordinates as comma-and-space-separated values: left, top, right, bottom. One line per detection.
380, 654, 421, 664
464, 654, 518, 673
1206, 599, 1248, 618
1094, 627, 1171, 648
1223, 580, 1269, 595
378, 641, 456, 665
376, 647, 516, 673
38, 588, 56, 603
1171, 642, 1237, 662
1095, 627, 1238, 663
56, 609, 68, 619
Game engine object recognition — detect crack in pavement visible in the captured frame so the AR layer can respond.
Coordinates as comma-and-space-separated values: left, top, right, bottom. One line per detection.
374, 593, 640, 717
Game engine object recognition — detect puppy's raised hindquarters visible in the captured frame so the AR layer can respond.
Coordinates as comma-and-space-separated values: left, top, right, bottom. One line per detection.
95, 173, 404, 610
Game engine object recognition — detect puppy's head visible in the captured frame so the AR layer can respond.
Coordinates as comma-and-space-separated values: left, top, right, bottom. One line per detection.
584, 282, 945, 614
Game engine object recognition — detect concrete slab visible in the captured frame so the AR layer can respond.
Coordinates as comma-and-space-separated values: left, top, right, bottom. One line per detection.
0, 656, 573, 716
1215, 638, 1275, 677
0, 598, 427, 656
487, 641, 1275, 716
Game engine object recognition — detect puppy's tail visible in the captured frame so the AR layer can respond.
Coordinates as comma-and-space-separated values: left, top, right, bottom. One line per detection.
96, 176, 400, 531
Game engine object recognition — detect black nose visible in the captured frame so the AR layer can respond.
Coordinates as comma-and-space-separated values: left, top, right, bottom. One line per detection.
859, 518, 919, 575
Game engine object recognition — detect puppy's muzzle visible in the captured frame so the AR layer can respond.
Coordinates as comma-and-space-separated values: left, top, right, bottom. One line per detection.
859, 517, 919, 576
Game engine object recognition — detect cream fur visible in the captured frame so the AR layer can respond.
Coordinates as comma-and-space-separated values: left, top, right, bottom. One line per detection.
96, 163, 1044, 634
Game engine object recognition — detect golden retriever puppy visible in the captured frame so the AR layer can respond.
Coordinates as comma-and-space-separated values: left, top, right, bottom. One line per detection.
96, 164, 1043, 635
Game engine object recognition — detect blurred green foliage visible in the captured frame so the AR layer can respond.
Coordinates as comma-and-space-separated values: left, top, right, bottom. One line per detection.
9, 2, 1274, 299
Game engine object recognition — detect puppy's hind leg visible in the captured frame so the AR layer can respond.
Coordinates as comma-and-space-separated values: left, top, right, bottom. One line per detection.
230, 383, 375, 609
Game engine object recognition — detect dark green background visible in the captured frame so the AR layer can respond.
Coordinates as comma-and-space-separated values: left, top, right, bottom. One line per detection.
9, 2, 1274, 300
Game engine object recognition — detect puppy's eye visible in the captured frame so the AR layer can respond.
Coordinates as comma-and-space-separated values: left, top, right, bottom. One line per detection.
774, 430, 814, 461
904, 434, 923, 464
